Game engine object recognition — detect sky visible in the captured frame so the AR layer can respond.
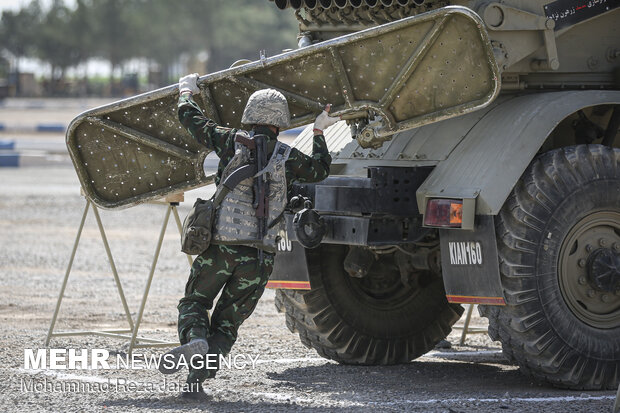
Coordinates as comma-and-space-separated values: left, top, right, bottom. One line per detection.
0, 0, 26, 12
0, 0, 74, 12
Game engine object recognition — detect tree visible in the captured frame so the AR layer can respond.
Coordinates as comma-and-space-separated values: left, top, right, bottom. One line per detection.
206, 1, 298, 71
185, 0, 298, 73
0, 1, 43, 94
131, 0, 200, 86
89, 0, 137, 94
129, 0, 298, 86
0, 0, 301, 96
69, 0, 95, 81
35, 0, 82, 94
0, 56, 8, 78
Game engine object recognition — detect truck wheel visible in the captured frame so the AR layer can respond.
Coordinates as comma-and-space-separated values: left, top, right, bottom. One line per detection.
482, 144, 620, 390
275, 244, 463, 365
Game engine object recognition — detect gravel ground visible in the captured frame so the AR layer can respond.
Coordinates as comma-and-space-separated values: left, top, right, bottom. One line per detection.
0, 166, 616, 412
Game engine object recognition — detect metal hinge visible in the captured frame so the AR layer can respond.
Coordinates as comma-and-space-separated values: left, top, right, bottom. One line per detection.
481, 3, 559, 71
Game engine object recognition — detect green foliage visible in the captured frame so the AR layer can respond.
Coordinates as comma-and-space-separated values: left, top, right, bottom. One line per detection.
130, 0, 200, 83
0, 0, 299, 92
36, 0, 79, 74
89, 0, 138, 71
206, 0, 298, 70
0, 1, 43, 64
70, 0, 94, 64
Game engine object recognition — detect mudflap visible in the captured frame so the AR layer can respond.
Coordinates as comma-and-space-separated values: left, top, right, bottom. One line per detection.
267, 232, 312, 290
439, 215, 505, 305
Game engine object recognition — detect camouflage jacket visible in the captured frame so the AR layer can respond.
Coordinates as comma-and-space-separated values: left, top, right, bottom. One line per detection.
178, 93, 332, 196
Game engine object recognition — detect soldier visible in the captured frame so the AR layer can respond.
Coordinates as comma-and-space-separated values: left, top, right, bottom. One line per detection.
159, 73, 339, 399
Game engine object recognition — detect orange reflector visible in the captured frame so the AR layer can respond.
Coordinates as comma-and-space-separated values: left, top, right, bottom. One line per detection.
450, 202, 463, 225
424, 198, 463, 228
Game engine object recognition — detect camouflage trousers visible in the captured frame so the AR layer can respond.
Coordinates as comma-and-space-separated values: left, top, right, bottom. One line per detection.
177, 244, 274, 383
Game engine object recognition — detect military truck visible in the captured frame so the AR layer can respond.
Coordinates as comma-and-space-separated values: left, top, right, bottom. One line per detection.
264, 0, 620, 390
66, 0, 619, 391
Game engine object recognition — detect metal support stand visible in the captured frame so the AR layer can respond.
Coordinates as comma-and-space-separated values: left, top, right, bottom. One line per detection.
128, 199, 192, 353
46, 193, 192, 353
452, 304, 488, 345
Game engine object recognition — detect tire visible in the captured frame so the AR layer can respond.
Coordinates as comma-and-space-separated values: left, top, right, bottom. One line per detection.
481, 145, 620, 390
276, 244, 463, 365
478, 304, 518, 364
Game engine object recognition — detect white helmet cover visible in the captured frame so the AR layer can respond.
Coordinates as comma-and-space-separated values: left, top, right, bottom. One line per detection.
241, 89, 290, 129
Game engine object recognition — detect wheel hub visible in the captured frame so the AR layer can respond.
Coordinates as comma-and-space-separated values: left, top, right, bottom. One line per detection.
558, 211, 620, 329
357, 262, 407, 300
587, 248, 620, 293
346, 252, 417, 310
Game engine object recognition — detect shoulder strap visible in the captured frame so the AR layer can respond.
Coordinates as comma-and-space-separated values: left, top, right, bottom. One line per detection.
212, 130, 256, 206
254, 141, 292, 178
213, 134, 291, 206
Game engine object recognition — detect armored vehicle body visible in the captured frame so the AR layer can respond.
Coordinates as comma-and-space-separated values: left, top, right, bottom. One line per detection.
267, 0, 620, 390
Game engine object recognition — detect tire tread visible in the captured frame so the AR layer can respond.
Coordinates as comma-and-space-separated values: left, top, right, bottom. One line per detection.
480, 145, 620, 390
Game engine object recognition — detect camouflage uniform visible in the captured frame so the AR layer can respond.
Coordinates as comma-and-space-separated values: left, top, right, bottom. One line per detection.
176, 93, 331, 383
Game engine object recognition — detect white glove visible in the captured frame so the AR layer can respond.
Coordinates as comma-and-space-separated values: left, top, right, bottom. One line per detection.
179, 73, 200, 95
313, 104, 340, 134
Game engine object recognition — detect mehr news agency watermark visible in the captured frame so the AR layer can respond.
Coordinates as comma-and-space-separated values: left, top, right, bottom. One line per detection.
21, 348, 261, 393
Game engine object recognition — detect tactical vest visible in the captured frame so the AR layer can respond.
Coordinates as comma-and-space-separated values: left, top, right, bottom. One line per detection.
211, 131, 291, 253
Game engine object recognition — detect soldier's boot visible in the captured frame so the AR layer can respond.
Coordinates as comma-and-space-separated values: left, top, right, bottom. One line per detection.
181, 379, 208, 401
158, 338, 209, 374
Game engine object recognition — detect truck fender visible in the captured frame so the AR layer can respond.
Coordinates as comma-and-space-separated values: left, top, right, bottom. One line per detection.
418, 90, 620, 304
416, 90, 620, 217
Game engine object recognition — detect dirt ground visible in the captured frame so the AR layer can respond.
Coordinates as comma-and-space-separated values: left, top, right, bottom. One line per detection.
0, 165, 616, 413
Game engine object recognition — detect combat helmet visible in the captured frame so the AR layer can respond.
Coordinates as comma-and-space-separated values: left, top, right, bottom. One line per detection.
241, 89, 290, 129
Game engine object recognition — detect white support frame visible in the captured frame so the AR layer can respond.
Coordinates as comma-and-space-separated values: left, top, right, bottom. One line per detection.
452, 304, 488, 345
46, 194, 193, 354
